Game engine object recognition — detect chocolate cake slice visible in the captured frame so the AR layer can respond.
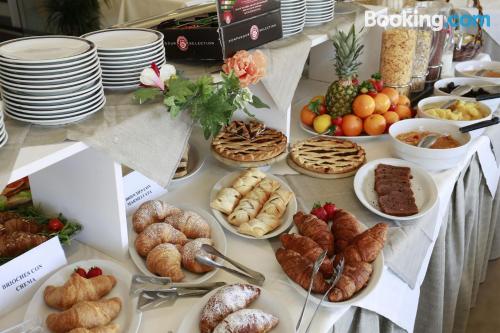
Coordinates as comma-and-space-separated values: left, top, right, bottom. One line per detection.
378, 192, 418, 216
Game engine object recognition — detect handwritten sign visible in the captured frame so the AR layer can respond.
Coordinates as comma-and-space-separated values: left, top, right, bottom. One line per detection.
0, 237, 67, 316
123, 171, 168, 215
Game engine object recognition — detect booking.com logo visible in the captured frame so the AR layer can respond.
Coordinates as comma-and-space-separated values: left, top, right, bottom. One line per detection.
365, 10, 491, 31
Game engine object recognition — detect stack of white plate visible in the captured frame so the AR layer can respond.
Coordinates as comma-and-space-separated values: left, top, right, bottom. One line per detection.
281, 0, 306, 37
0, 109, 7, 148
0, 36, 105, 126
82, 28, 166, 90
305, 0, 335, 27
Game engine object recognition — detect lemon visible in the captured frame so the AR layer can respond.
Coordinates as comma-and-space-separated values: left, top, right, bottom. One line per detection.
313, 114, 332, 133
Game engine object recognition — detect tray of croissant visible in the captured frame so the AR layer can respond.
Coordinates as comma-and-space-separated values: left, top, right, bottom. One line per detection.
210, 168, 297, 239
128, 200, 227, 283
275, 206, 386, 307
177, 283, 294, 333
25, 259, 141, 333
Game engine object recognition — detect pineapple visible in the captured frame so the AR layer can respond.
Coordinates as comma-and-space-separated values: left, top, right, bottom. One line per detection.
325, 25, 364, 118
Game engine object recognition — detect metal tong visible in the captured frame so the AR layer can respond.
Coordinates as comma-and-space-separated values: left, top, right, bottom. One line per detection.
195, 244, 266, 286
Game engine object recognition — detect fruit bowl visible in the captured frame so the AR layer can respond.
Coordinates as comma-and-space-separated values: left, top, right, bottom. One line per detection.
299, 121, 388, 141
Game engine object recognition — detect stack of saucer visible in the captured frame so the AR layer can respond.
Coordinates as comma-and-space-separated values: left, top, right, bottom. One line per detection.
281, 0, 306, 37
305, 0, 335, 27
0, 36, 105, 126
0, 109, 7, 148
82, 28, 166, 90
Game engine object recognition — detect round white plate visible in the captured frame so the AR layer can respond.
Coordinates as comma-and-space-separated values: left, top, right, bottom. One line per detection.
177, 285, 294, 333
97, 43, 164, 57
1, 74, 101, 96
82, 28, 163, 51
25, 259, 142, 333
209, 171, 297, 240
100, 59, 166, 74
354, 158, 438, 221
0, 57, 100, 80
0, 54, 98, 75
128, 205, 227, 283
97, 47, 164, 61
0, 82, 101, 102
103, 83, 140, 91
299, 121, 388, 141
102, 70, 143, 79
0, 36, 94, 62
171, 144, 206, 184
99, 54, 165, 68
0, 50, 97, 70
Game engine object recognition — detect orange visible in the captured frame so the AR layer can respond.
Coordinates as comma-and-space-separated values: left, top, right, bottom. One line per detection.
300, 106, 316, 126
313, 114, 332, 133
381, 87, 399, 105
373, 93, 391, 114
364, 114, 387, 135
352, 94, 375, 119
341, 114, 363, 136
397, 95, 411, 107
394, 105, 412, 120
383, 111, 400, 126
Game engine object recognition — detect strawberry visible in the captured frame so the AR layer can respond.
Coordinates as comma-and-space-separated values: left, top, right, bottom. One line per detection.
331, 125, 343, 136
352, 77, 360, 86
323, 202, 337, 221
359, 81, 377, 97
331, 117, 343, 127
48, 218, 64, 232
370, 72, 384, 92
74, 267, 87, 278
388, 104, 397, 111
311, 202, 328, 221
87, 266, 103, 278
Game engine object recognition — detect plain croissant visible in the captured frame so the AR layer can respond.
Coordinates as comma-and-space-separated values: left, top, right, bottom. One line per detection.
46, 298, 122, 333
67, 324, 120, 333
336, 223, 388, 265
44, 273, 117, 310
331, 209, 364, 253
328, 262, 373, 302
146, 243, 184, 281
293, 212, 334, 256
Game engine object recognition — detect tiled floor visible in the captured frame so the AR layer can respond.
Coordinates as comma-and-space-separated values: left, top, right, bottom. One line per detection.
466, 259, 500, 332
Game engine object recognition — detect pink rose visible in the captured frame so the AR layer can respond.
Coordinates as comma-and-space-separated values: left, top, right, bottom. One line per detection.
222, 50, 267, 87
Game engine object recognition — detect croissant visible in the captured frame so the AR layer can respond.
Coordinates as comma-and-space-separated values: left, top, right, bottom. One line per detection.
44, 273, 117, 310
68, 324, 120, 333
328, 262, 373, 302
199, 284, 261, 333
135, 223, 188, 257
132, 200, 182, 233
0, 211, 21, 223
210, 188, 242, 215
46, 298, 122, 333
293, 212, 334, 256
231, 168, 266, 196
275, 248, 328, 294
331, 209, 364, 253
280, 234, 334, 276
213, 309, 279, 333
0, 231, 47, 257
164, 211, 210, 239
336, 223, 388, 265
3, 217, 43, 234
181, 238, 215, 273
146, 243, 184, 281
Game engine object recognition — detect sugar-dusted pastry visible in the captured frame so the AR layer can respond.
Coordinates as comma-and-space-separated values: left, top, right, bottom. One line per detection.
231, 168, 266, 196
181, 238, 215, 273
146, 243, 184, 281
213, 309, 279, 333
46, 298, 122, 333
44, 273, 117, 310
0, 231, 47, 257
210, 188, 242, 215
132, 200, 182, 233
164, 211, 210, 239
199, 284, 261, 333
68, 324, 120, 333
135, 223, 188, 257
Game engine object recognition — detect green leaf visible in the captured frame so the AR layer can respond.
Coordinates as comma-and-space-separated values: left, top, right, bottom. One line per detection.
134, 88, 163, 104
191, 91, 236, 139
167, 77, 194, 103
195, 75, 215, 98
250, 95, 269, 109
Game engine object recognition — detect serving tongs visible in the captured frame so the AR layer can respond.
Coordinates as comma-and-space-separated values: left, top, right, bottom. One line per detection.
195, 244, 266, 286
130, 274, 225, 295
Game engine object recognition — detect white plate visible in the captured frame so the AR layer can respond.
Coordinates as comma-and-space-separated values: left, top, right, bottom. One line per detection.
100, 59, 166, 74
0, 50, 97, 70
299, 121, 388, 141
103, 83, 140, 91
354, 158, 438, 221
0, 36, 94, 62
171, 144, 206, 184
82, 28, 163, 51
0, 82, 101, 102
177, 285, 294, 333
0, 55, 98, 77
1, 74, 101, 96
97, 43, 164, 57
99, 54, 165, 68
128, 205, 227, 283
24, 259, 142, 333
209, 171, 297, 240
97, 47, 164, 61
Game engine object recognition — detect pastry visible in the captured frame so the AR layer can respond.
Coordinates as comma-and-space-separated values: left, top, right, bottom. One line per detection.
181, 238, 215, 273
46, 298, 122, 333
331, 209, 364, 253
258, 188, 292, 217
290, 137, 366, 175
0, 231, 47, 257
374, 164, 418, 216
231, 168, 266, 196
132, 200, 182, 233
164, 210, 211, 239
328, 262, 373, 302
146, 243, 184, 281
210, 188, 242, 215
67, 324, 120, 333
3, 217, 42, 234
44, 273, 117, 310
213, 309, 279, 333
212, 121, 287, 162
275, 248, 329, 293
293, 212, 334, 256
0, 211, 21, 223
336, 223, 388, 265
280, 234, 334, 276
135, 223, 188, 257
199, 284, 260, 333
174, 144, 189, 179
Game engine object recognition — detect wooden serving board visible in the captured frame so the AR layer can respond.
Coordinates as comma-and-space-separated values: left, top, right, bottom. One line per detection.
211, 147, 288, 168
286, 155, 361, 179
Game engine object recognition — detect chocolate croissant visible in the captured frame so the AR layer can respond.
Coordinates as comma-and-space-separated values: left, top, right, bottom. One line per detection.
293, 212, 334, 256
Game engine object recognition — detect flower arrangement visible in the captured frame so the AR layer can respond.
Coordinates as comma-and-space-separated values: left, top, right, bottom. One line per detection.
134, 50, 269, 139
